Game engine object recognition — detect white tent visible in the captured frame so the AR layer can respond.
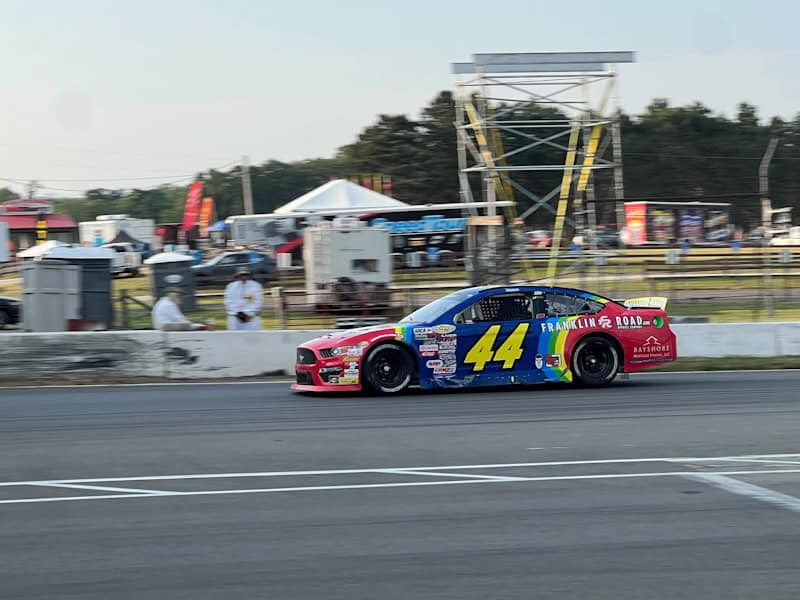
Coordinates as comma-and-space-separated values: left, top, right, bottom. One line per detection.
16, 240, 68, 259
274, 179, 408, 214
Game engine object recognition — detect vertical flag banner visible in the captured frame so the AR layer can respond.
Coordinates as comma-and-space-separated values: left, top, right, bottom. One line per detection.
362, 176, 373, 190
198, 197, 215, 237
373, 175, 382, 194
181, 181, 204, 232
382, 176, 393, 197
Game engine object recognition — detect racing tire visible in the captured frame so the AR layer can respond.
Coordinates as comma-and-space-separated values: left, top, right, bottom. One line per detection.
571, 335, 620, 387
363, 343, 413, 395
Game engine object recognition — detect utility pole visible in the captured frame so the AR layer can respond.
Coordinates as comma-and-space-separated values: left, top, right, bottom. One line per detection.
241, 155, 254, 215
759, 137, 779, 232
26, 180, 39, 199
759, 136, 779, 319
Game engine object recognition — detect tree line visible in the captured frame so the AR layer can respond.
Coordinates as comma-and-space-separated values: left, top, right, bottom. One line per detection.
3, 91, 799, 230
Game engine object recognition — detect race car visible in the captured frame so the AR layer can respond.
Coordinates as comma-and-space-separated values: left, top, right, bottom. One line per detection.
292, 285, 677, 394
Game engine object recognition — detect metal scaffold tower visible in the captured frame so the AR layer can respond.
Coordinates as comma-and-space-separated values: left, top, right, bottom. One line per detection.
452, 51, 636, 284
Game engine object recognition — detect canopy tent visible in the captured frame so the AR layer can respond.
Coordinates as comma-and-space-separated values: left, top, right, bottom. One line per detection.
16, 240, 68, 259
274, 179, 408, 215
105, 229, 144, 246
207, 220, 229, 232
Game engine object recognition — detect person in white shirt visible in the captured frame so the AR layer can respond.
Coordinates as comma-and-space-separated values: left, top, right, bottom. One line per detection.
152, 288, 193, 331
224, 267, 263, 331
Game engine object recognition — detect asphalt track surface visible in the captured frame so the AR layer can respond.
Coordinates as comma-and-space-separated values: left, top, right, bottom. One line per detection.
2, 371, 800, 599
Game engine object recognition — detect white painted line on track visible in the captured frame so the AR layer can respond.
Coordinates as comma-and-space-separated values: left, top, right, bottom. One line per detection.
32, 483, 168, 495
684, 473, 800, 514
379, 469, 524, 482
4, 468, 800, 506
2, 453, 800, 487
0, 380, 294, 391
2, 452, 800, 506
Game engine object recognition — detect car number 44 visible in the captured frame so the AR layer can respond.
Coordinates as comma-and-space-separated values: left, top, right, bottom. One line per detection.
464, 323, 529, 372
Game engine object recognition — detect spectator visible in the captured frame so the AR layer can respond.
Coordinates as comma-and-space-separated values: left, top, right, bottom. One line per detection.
224, 267, 263, 331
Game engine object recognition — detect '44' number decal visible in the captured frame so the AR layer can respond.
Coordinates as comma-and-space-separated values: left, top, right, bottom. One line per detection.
464, 323, 530, 372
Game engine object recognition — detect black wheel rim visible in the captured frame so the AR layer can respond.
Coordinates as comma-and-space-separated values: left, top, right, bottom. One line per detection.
372, 350, 407, 389
579, 342, 614, 380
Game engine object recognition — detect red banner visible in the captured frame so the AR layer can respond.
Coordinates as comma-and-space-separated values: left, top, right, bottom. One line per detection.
181, 181, 203, 232
382, 176, 392, 197
362, 176, 373, 190
198, 196, 215, 237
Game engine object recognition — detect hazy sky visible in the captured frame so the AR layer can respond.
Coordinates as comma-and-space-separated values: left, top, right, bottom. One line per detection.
1, 0, 798, 197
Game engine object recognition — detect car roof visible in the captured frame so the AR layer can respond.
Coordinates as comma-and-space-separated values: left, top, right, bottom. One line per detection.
461, 284, 614, 300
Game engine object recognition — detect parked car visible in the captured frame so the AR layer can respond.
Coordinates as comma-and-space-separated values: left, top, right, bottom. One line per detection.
0, 296, 22, 329
191, 251, 278, 286
586, 227, 620, 249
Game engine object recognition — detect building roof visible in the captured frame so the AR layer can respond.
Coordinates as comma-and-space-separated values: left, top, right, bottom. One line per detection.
274, 179, 408, 215
0, 214, 77, 229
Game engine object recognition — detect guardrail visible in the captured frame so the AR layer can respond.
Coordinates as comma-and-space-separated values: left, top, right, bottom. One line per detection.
0, 322, 798, 382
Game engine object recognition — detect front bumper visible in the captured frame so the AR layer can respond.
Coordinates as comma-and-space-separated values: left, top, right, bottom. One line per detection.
291, 354, 363, 393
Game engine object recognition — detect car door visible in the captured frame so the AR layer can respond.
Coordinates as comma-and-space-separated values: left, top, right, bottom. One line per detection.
450, 291, 544, 386
216, 254, 242, 278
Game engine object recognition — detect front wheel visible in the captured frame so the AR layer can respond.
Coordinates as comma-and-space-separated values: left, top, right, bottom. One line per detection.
571, 336, 620, 387
363, 343, 413, 394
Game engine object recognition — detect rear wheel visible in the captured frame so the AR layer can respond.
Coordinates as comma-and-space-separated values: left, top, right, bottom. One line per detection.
572, 336, 619, 386
363, 343, 413, 394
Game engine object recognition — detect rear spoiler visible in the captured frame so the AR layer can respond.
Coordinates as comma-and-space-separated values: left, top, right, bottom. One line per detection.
621, 296, 668, 310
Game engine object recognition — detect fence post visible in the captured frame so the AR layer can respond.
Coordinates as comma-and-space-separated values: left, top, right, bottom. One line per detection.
404, 288, 413, 314
120, 293, 130, 329
272, 287, 286, 329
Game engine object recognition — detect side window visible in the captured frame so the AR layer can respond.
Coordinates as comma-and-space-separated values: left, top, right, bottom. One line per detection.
455, 293, 532, 324
219, 255, 238, 265
545, 293, 604, 317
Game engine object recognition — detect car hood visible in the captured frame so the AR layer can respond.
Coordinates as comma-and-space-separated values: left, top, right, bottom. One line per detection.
300, 324, 405, 350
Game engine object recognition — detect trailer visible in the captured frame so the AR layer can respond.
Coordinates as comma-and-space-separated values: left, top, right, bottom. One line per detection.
79, 215, 155, 247
304, 218, 392, 310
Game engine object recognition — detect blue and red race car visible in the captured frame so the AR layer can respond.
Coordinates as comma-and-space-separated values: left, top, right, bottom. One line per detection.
293, 285, 677, 394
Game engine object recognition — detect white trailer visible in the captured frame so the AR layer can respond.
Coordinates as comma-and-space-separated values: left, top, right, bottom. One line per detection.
303, 219, 392, 308
79, 215, 155, 247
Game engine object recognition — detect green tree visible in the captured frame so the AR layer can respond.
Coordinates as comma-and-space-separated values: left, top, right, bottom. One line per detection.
0, 187, 19, 202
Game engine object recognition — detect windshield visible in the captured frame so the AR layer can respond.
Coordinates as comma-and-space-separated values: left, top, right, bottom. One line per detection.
400, 290, 473, 324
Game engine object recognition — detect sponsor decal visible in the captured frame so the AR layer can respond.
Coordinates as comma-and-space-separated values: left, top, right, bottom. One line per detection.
342, 355, 360, 364
413, 327, 433, 339
615, 315, 650, 330
598, 315, 613, 329
371, 215, 467, 234
419, 344, 439, 353
339, 375, 358, 384
631, 335, 673, 362
433, 366, 457, 375
652, 315, 665, 328
540, 317, 598, 333
438, 342, 457, 351
347, 346, 363, 356
426, 359, 443, 368
535, 353, 544, 369
432, 324, 456, 334
436, 334, 457, 344
328, 376, 339, 384
545, 354, 561, 368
